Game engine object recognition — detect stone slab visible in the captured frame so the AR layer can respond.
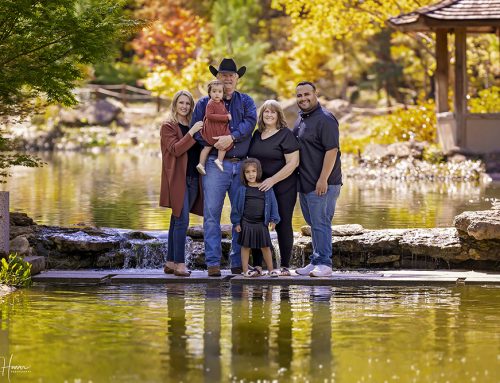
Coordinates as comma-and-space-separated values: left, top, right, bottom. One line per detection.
24, 256, 45, 276
30, 269, 500, 286
228, 269, 500, 286
32, 271, 113, 284
110, 272, 232, 284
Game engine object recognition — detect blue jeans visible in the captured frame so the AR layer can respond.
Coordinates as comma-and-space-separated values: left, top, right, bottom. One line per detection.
203, 156, 242, 268
299, 185, 341, 267
167, 175, 199, 263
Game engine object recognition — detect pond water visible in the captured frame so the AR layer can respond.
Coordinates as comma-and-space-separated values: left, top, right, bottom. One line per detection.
3, 151, 499, 230
1, 284, 498, 382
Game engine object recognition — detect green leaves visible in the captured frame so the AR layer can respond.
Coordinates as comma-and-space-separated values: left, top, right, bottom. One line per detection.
0, 253, 33, 288
0, 0, 143, 117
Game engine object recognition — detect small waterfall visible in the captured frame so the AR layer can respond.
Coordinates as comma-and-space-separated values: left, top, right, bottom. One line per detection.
291, 245, 306, 268
38, 226, 225, 270
121, 238, 169, 269
270, 231, 281, 269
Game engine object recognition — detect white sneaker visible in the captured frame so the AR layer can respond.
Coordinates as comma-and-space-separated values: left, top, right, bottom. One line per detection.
196, 163, 206, 175
214, 159, 224, 172
310, 265, 332, 277
296, 263, 315, 275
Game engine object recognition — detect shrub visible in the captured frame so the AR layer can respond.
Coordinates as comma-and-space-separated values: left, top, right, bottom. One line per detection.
0, 254, 32, 288
342, 99, 437, 154
422, 144, 446, 164
469, 86, 500, 113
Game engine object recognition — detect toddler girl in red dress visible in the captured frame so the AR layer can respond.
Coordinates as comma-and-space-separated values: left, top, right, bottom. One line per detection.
196, 80, 233, 174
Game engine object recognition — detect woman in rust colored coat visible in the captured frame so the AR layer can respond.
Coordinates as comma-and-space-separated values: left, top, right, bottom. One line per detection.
160, 90, 203, 277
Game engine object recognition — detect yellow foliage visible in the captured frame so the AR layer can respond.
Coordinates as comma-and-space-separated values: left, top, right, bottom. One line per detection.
266, 0, 437, 96
342, 99, 437, 154
144, 54, 213, 98
469, 86, 500, 113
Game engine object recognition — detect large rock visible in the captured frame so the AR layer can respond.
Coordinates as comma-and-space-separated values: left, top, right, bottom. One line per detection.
333, 224, 365, 236
334, 229, 408, 254
124, 231, 155, 240
47, 231, 121, 253
366, 254, 400, 264
59, 99, 123, 126
96, 251, 125, 268
10, 225, 36, 240
301, 224, 366, 237
292, 225, 499, 270
10, 212, 35, 226
400, 228, 464, 260
363, 141, 426, 161
187, 224, 233, 239
454, 209, 500, 240
0, 285, 16, 298
10, 236, 31, 256
24, 256, 45, 275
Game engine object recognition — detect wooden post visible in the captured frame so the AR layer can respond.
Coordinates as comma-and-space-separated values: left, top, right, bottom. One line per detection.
156, 96, 161, 113
121, 84, 127, 106
454, 28, 467, 148
435, 30, 449, 113
0, 192, 9, 258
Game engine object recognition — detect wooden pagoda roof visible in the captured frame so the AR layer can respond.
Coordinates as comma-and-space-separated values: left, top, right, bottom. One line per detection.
388, 0, 500, 33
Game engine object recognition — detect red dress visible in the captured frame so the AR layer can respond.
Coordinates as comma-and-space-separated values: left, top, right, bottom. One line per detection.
201, 99, 234, 151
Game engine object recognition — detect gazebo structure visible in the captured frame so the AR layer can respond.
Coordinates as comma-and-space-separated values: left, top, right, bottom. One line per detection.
389, 0, 500, 154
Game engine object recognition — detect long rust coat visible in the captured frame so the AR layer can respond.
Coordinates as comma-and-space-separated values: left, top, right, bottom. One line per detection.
159, 120, 203, 218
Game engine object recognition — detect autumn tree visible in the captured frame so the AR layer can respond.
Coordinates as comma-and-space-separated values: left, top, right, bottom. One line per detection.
264, 0, 437, 98
133, 0, 212, 97
132, 0, 208, 71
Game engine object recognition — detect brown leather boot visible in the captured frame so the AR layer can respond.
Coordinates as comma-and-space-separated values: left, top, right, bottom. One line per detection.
163, 263, 175, 274
208, 266, 221, 277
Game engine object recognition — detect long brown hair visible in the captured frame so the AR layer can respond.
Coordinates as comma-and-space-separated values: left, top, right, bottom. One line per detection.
257, 99, 287, 132
167, 90, 195, 125
240, 158, 263, 186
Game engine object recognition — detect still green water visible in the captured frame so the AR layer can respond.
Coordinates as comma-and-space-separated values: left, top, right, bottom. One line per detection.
1, 284, 499, 383
3, 151, 499, 230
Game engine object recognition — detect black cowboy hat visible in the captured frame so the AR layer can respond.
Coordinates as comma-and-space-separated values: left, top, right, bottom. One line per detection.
209, 58, 246, 78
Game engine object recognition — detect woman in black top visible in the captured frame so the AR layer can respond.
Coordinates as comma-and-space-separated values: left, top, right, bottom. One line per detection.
248, 100, 299, 275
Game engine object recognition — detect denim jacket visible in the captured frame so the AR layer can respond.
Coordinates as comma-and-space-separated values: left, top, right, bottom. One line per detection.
191, 91, 257, 159
230, 186, 281, 226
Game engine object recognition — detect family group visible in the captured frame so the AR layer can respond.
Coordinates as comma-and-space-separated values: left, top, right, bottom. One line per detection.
159, 58, 342, 278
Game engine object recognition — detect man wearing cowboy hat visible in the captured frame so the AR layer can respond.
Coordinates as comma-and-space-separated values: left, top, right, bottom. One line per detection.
191, 58, 257, 277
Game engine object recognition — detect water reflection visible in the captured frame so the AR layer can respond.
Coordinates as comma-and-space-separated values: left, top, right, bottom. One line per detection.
3, 151, 499, 230
2, 284, 498, 382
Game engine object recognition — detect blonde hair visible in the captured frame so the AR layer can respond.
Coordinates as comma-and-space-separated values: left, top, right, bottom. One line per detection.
167, 90, 195, 124
257, 99, 287, 132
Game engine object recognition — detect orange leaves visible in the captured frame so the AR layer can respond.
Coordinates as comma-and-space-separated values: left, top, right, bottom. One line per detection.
132, 2, 209, 71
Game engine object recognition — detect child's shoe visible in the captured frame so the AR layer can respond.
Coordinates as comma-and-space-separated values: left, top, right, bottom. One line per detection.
214, 159, 224, 172
196, 163, 206, 175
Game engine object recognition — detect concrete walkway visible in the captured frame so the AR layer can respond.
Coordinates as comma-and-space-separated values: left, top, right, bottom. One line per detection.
31, 269, 500, 286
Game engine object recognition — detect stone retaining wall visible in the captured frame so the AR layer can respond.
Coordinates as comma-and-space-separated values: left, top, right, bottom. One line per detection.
9, 207, 500, 271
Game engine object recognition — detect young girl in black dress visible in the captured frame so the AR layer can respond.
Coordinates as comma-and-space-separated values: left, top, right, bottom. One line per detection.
230, 158, 281, 277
